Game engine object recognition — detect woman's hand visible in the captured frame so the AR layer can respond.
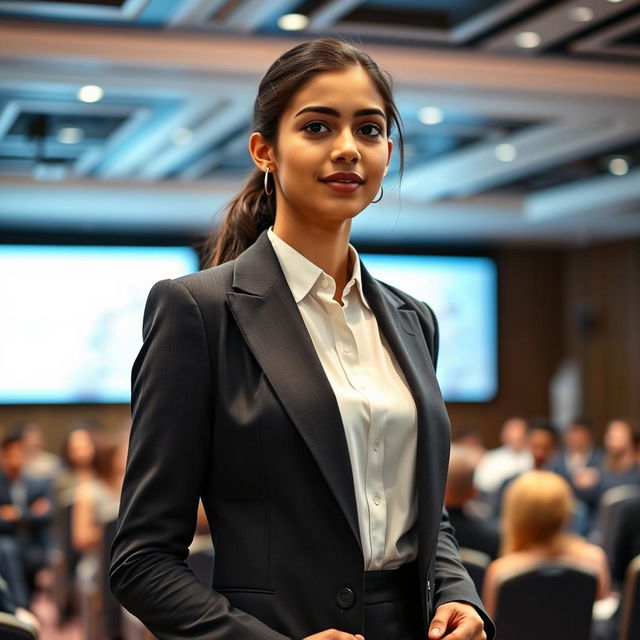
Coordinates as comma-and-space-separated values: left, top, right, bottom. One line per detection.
302, 630, 365, 640
428, 602, 486, 640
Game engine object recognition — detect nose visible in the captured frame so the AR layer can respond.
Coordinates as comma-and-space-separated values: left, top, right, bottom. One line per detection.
330, 127, 360, 164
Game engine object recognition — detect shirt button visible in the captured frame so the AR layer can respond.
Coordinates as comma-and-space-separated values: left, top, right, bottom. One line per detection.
320, 278, 330, 289
373, 441, 380, 452
343, 344, 351, 353
372, 494, 380, 506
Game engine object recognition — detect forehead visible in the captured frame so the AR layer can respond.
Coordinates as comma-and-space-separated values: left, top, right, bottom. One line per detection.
283, 66, 385, 117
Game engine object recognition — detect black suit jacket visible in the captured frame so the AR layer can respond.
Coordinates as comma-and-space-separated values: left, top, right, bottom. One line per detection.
110, 231, 494, 640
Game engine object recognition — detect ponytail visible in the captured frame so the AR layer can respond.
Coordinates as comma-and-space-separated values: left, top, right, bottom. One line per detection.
205, 168, 275, 267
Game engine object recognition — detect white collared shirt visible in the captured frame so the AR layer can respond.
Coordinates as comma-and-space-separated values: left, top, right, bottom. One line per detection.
267, 228, 418, 570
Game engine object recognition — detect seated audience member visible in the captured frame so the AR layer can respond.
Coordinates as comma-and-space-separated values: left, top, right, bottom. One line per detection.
72, 430, 127, 589
445, 444, 500, 559
550, 417, 604, 527
0, 432, 53, 607
54, 424, 99, 509
597, 419, 640, 500
19, 421, 61, 482
493, 419, 560, 518
610, 494, 640, 587
474, 417, 532, 499
452, 426, 486, 466
482, 470, 610, 618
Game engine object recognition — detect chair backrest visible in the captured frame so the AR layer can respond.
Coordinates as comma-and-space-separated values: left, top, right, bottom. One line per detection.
619, 554, 640, 640
458, 547, 490, 596
0, 612, 38, 640
593, 484, 640, 554
494, 562, 597, 640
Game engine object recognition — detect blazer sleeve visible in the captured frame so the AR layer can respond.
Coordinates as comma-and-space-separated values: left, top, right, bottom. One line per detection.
420, 301, 496, 639
109, 278, 290, 640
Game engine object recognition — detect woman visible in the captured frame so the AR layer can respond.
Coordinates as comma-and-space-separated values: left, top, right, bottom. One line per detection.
110, 38, 493, 640
482, 470, 610, 617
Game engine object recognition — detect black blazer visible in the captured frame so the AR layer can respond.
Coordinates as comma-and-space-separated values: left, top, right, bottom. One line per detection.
110, 231, 494, 640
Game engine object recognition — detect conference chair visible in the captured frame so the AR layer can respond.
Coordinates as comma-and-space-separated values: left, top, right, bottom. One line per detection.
493, 562, 597, 640
592, 484, 640, 565
619, 554, 640, 640
0, 612, 38, 640
458, 547, 490, 596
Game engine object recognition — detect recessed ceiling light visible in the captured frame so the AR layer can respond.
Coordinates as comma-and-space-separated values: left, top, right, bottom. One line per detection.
495, 143, 517, 162
608, 157, 629, 176
418, 106, 443, 125
171, 128, 193, 145
278, 13, 309, 31
514, 31, 542, 49
77, 85, 103, 103
567, 6, 594, 22
57, 127, 84, 144
606, 0, 624, 4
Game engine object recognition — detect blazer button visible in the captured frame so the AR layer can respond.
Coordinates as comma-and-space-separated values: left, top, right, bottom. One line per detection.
336, 587, 355, 609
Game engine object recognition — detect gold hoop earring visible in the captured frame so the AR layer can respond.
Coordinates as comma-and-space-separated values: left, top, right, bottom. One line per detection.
372, 185, 383, 203
264, 166, 273, 196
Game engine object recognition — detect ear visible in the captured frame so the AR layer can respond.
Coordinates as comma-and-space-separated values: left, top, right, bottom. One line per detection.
249, 132, 277, 172
385, 137, 394, 175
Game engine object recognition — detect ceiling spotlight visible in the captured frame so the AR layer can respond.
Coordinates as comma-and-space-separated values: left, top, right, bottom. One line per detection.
606, 0, 624, 3
77, 85, 104, 103
418, 106, 444, 125
495, 143, 517, 162
57, 127, 84, 144
608, 157, 629, 176
278, 13, 309, 31
171, 128, 193, 145
567, 6, 594, 22
514, 31, 542, 49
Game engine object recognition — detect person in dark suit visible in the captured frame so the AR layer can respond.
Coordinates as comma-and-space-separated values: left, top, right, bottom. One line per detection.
110, 38, 494, 640
0, 432, 53, 608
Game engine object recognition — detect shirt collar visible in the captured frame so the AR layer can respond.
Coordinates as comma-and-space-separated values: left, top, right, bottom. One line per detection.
267, 227, 370, 309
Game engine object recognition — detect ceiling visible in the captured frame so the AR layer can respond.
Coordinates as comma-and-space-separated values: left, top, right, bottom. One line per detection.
0, 0, 639, 246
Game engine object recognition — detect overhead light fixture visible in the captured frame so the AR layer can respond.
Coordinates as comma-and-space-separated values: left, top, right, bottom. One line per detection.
418, 106, 443, 125
608, 157, 629, 176
77, 85, 103, 103
278, 13, 309, 31
171, 128, 193, 145
606, 0, 624, 3
514, 31, 542, 49
57, 127, 84, 144
567, 6, 594, 22
494, 143, 517, 162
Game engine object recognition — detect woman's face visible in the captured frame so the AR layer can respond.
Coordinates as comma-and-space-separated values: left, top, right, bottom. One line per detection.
263, 65, 393, 230
67, 429, 96, 469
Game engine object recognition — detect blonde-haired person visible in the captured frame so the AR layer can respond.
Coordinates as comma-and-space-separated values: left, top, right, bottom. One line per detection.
482, 470, 610, 617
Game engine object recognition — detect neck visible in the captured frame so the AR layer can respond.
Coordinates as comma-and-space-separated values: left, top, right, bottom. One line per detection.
273, 215, 353, 303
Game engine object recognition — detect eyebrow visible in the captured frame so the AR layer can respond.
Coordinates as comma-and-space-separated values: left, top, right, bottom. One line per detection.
294, 106, 387, 120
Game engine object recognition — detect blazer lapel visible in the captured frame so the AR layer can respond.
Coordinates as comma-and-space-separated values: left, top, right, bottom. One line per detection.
225, 232, 362, 548
360, 264, 451, 557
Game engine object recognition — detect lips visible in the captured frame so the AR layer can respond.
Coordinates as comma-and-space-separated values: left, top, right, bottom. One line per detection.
319, 172, 364, 184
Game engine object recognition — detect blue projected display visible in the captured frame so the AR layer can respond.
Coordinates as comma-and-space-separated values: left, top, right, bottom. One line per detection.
361, 253, 498, 403
0, 245, 199, 404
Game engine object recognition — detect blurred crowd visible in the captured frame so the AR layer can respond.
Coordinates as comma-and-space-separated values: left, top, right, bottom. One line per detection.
448, 416, 640, 639
0, 415, 638, 639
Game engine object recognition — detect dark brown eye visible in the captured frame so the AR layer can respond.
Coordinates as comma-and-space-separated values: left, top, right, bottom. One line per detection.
303, 121, 329, 134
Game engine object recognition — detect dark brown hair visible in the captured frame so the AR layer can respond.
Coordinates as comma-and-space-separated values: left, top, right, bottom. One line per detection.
205, 37, 405, 267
